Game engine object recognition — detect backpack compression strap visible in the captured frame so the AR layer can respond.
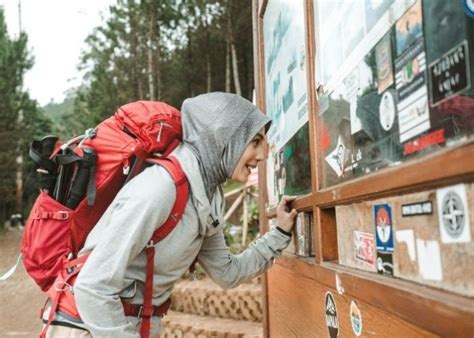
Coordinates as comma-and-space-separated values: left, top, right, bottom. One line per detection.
139, 156, 189, 338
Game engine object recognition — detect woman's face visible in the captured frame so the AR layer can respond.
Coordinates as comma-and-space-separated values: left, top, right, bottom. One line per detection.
231, 128, 266, 183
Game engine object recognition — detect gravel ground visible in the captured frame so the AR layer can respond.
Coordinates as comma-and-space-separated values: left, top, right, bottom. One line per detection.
0, 230, 45, 337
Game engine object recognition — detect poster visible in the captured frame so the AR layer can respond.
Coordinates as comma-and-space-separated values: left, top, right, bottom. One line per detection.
314, 0, 416, 92
395, 0, 423, 56
267, 124, 311, 207
423, 0, 474, 141
375, 32, 394, 94
263, 0, 308, 151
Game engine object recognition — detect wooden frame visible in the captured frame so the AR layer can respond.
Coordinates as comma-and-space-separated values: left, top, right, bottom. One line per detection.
253, 0, 474, 337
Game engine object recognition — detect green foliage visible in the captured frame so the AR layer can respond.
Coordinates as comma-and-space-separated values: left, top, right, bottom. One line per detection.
0, 8, 51, 226
72, 0, 254, 129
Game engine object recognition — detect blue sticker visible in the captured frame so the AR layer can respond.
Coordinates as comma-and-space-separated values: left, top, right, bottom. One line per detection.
464, 0, 474, 18
374, 204, 394, 252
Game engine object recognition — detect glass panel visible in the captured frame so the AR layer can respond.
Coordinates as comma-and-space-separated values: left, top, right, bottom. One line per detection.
314, 0, 474, 188
263, 0, 311, 207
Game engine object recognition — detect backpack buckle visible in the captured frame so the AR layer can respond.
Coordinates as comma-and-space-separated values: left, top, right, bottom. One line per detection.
138, 305, 155, 318
57, 211, 69, 220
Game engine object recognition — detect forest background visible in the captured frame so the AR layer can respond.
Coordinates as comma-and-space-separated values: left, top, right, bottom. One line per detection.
0, 0, 254, 228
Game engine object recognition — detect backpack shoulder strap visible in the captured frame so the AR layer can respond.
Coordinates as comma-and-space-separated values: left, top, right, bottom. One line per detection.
148, 156, 188, 243
140, 155, 188, 338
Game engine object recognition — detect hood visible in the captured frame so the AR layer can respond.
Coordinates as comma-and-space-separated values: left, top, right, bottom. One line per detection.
181, 92, 271, 200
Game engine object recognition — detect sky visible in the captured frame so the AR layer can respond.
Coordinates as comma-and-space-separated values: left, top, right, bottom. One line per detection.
2, 0, 114, 106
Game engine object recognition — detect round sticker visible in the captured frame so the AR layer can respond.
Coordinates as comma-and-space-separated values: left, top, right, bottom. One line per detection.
325, 292, 339, 338
442, 190, 466, 239
379, 91, 396, 131
350, 301, 363, 336
464, 0, 474, 18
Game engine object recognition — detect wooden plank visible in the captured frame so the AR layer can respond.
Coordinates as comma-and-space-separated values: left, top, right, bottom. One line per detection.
315, 142, 474, 208
267, 264, 437, 337
273, 256, 474, 336
319, 207, 338, 262
265, 193, 313, 218
336, 186, 474, 296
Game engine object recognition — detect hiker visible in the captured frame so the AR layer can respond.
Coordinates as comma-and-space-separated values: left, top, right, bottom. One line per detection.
44, 92, 297, 337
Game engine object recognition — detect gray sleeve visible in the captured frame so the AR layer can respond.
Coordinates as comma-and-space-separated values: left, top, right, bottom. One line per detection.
74, 165, 176, 337
197, 226, 291, 289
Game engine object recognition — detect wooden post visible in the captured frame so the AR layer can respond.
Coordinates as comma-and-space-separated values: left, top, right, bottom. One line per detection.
224, 190, 246, 221
242, 188, 249, 246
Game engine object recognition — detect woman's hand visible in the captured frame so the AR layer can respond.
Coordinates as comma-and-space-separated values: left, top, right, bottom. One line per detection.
276, 196, 297, 232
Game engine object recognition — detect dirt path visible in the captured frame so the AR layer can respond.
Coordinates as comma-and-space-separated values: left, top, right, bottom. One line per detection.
0, 230, 45, 337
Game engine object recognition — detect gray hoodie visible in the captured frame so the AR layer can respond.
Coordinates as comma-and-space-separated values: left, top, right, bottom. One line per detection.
70, 93, 291, 337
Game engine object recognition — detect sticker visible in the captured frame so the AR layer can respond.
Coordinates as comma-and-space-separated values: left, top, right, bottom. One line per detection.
395, 0, 423, 56
376, 252, 394, 276
325, 292, 339, 338
464, 0, 474, 18
395, 37, 426, 99
401, 201, 433, 216
374, 204, 394, 252
350, 301, 362, 337
344, 69, 362, 135
376, 33, 394, 94
395, 230, 416, 262
397, 89, 430, 143
429, 40, 471, 107
379, 91, 396, 131
335, 274, 345, 295
395, 38, 430, 143
436, 184, 471, 243
354, 231, 375, 265
403, 129, 445, 155
416, 239, 443, 281
325, 136, 347, 177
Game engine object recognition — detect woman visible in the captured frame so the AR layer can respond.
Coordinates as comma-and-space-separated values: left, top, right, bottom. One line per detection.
46, 92, 297, 337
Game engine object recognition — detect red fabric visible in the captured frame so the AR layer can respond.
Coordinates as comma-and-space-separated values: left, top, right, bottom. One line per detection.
21, 192, 73, 291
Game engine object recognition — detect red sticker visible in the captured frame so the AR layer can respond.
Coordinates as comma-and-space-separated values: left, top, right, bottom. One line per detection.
354, 231, 375, 265
403, 128, 445, 155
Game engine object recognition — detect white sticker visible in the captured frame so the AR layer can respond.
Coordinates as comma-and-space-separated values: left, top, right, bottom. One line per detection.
379, 91, 396, 131
335, 274, 345, 295
395, 230, 416, 261
436, 184, 471, 243
325, 136, 346, 177
416, 239, 443, 281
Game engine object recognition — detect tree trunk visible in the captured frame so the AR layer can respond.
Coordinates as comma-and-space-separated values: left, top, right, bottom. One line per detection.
127, 1, 140, 99
231, 41, 242, 96
206, 29, 211, 92
225, 0, 232, 93
15, 156, 22, 214
187, 28, 194, 97
225, 41, 231, 92
147, 12, 155, 100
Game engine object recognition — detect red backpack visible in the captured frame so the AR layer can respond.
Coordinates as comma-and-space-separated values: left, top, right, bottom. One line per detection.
21, 101, 189, 338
